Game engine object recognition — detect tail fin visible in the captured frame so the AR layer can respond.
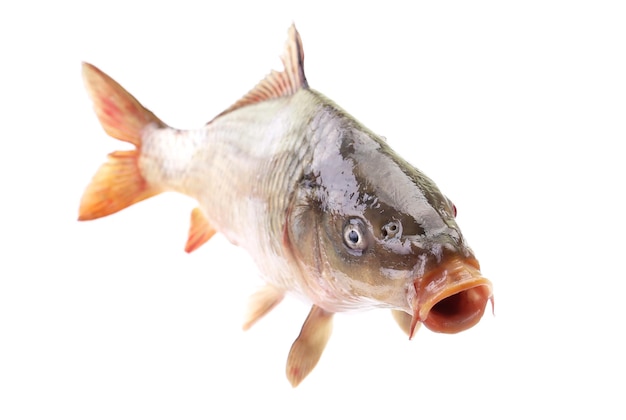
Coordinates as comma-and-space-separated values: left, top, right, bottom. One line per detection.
79, 63, 165, 221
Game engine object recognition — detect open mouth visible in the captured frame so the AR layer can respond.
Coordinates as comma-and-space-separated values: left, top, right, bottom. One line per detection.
409, 257, 493, 338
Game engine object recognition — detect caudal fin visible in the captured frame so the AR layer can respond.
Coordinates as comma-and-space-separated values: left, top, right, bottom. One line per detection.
79, 63, 165, 221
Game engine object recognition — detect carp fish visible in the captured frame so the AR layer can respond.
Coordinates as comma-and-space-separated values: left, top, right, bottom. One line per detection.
79, 24, 493, 387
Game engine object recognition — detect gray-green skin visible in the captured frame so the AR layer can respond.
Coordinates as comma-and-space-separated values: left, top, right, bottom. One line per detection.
286, 90, 472, 312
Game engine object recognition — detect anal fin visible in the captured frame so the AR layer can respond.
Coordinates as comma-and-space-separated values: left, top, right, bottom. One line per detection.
185, 207, 216, 253
286, 305, 333, 387
242, 284, 284, 331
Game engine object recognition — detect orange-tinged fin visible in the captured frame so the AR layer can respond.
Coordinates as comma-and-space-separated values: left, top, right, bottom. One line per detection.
214, 24, 308, 120
242, 284, 285, 331
81, 62, 165, 145
185, 207, 216, 253
286, 305, 333, 387
79, 150, 160, 220
79, 62, 165, 220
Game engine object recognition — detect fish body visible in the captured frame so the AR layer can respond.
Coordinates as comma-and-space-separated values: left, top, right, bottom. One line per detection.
142, 91, 326, 299
80, 25, 493, 386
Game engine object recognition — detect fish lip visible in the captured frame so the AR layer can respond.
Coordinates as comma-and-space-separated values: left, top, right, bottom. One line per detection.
409, 257, 493, 338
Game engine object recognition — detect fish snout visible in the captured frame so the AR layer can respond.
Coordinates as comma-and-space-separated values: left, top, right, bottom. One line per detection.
409, 257, 493, 338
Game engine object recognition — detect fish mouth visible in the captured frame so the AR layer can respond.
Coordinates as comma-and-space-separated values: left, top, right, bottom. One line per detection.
409, 257, 493, 338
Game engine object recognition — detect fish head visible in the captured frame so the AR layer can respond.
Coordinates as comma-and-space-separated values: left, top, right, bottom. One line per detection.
287, 125, 493, 338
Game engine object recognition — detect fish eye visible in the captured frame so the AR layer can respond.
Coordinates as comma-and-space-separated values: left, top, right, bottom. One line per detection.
343, 219, 367, 252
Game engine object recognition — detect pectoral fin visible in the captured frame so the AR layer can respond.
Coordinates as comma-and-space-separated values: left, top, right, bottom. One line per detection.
242, 284, 284, 331
286, 305, 333, 387
185, 207, 216, 253
392, 309, 420, 338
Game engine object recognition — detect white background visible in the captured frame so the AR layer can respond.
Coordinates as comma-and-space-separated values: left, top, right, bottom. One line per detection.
1, 1, 625, 418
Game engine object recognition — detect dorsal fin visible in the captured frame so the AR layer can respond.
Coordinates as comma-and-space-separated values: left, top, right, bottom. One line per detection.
215, 24, 308, 118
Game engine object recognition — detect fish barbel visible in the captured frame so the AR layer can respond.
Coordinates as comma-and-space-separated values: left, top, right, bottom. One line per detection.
79, 25, 494, 387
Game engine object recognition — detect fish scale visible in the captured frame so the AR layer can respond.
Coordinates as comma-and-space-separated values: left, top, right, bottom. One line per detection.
190, 94, 321, 280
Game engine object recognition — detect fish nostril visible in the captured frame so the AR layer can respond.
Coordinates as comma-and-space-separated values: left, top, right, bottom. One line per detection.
381, 220, 401, 239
